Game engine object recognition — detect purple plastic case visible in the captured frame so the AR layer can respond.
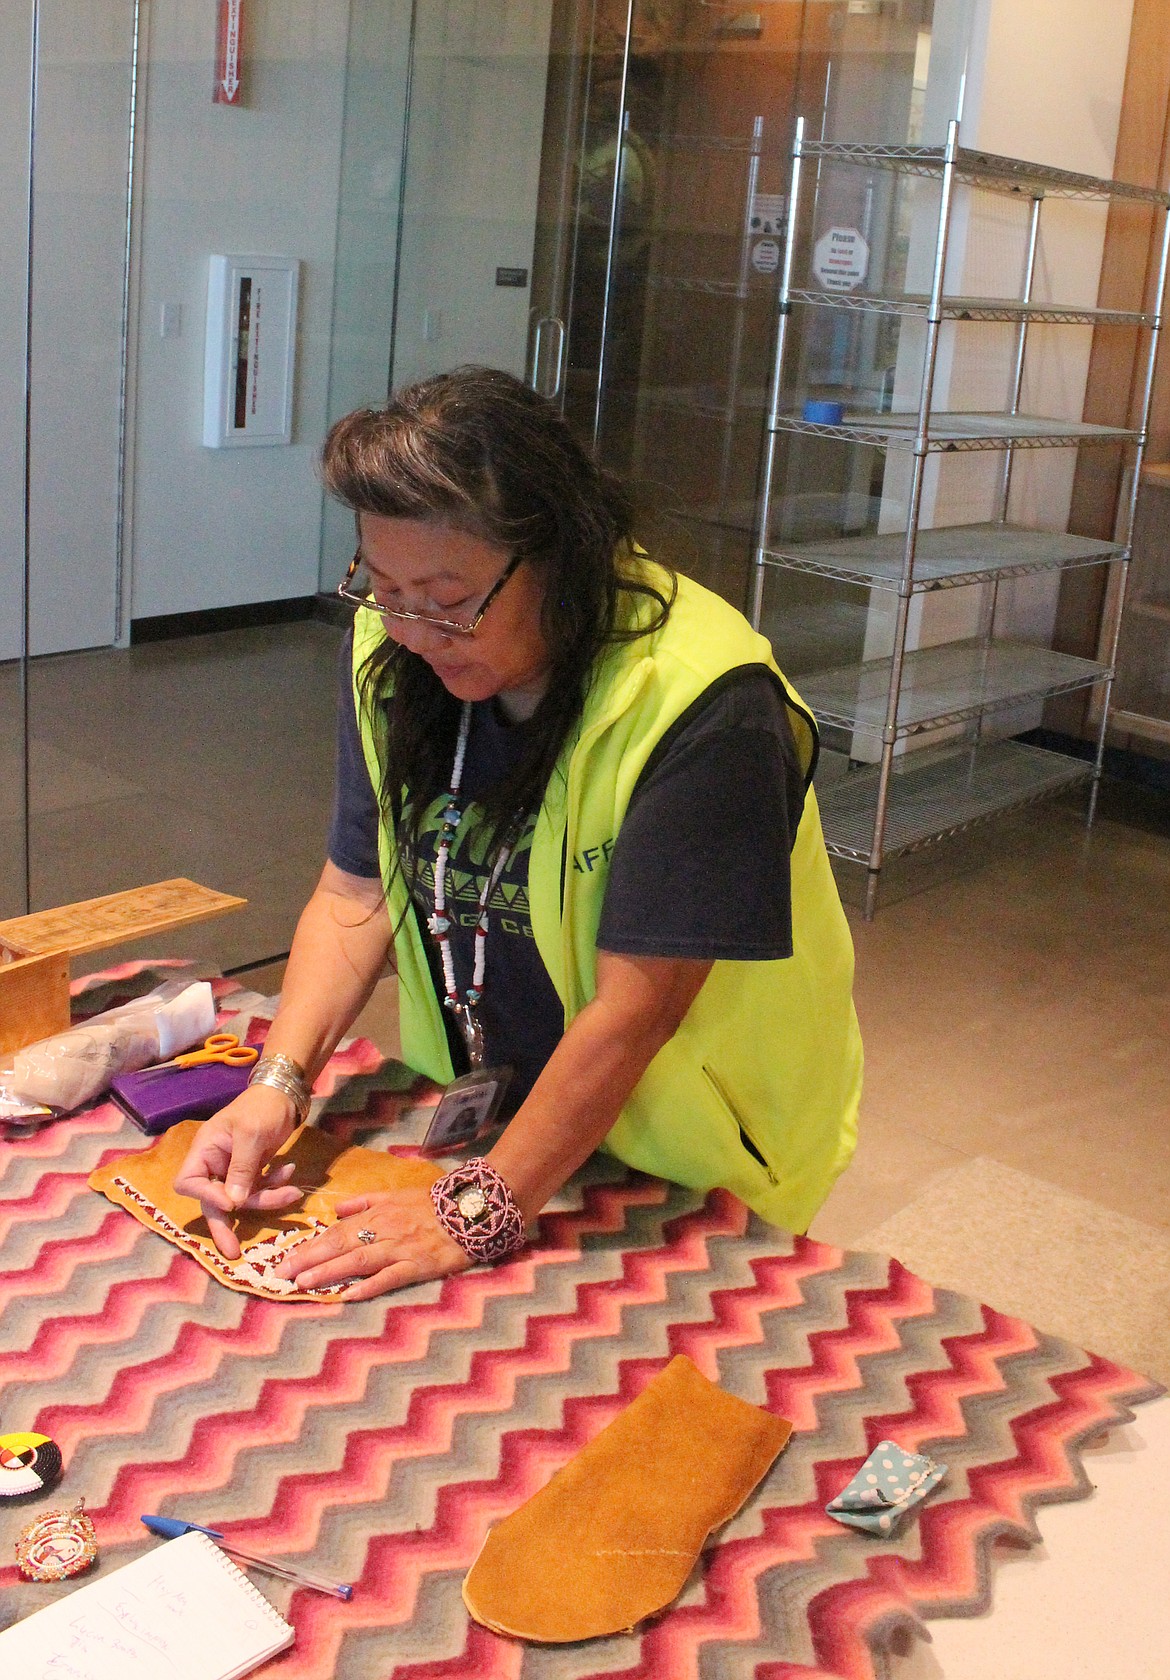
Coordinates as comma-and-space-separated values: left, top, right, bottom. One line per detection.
110, 1062, 253, 1134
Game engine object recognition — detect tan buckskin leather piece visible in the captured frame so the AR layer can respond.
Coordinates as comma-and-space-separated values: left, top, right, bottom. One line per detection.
89, 1121, 439, 1300
462, 1353, 792, 1641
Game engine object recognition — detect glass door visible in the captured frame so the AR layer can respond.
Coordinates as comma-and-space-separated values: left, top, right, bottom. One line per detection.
319, 0, 599, 591
374, 0, 811, 618
339, 0, 632, 443
507, 0, 833, 615
388, 0, 575, 397
560, 0, 822, 611
347, 0, 918, 629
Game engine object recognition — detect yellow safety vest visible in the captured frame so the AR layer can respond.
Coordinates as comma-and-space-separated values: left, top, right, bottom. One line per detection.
352, 565, 862, 1233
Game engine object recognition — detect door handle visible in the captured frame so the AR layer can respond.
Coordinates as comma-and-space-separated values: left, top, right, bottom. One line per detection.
530, 316, 566, 400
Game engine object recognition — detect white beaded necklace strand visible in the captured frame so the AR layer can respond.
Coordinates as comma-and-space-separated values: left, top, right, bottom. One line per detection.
428, 700, 514, 1069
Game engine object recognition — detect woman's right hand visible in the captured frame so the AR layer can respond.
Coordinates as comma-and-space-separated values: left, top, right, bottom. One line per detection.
173, 1083, 304, 1258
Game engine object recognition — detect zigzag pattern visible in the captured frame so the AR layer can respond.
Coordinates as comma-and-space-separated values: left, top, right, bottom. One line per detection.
0, 986, 1162, 1679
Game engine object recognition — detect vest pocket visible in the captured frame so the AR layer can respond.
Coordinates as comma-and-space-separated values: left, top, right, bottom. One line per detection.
701, 1063, 779, 1187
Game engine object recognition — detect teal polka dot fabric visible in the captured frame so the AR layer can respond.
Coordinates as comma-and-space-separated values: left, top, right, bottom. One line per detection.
825, 1439, 948, 1536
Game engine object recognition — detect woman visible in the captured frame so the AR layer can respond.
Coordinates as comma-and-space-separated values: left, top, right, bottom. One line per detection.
175, 367, 862, 1297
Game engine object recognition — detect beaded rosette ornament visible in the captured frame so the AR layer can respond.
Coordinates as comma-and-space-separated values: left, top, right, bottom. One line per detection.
0, 1431, 63, 1500
431, 1157, 525, 1262
16, 1500, 99, 1581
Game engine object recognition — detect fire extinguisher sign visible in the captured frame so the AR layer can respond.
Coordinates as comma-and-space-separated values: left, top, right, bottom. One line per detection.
214, 0, 243, 106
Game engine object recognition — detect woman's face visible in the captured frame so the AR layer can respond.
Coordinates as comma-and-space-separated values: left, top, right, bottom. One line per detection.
358, 514, 551, 719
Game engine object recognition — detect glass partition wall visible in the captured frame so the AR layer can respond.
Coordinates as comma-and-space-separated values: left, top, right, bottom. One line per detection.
355, 0, 940, 621
0, 548, 28, 930
13, 1, 354, 972
8, 0, 941, 973
547, 0, 939, 623
1, 3, 33, 926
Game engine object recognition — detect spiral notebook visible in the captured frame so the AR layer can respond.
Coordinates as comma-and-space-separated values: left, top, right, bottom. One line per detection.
0, 1530, 294, 1677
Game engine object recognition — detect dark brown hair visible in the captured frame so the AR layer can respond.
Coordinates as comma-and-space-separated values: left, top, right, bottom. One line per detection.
322, 365, 674, 867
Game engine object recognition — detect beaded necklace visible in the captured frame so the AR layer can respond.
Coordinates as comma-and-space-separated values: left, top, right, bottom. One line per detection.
427, 700, 515, 1070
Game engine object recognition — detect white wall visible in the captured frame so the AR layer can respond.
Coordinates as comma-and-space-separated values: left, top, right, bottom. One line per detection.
0, 0, 33, 917
0, 0, 33, 664
14, 2, 131, 657
128, 0, 350, 622
864, 0, 1135, 711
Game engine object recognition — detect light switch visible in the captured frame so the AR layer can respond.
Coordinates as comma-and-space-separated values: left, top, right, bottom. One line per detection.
160, 301, 183, 339
423, 309, 442, 344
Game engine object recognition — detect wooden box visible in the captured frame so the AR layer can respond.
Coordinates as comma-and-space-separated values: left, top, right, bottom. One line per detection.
0, 878, 246, 1057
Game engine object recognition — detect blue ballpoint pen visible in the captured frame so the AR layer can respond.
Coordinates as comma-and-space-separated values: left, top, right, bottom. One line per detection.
141, 1514, 354, 1601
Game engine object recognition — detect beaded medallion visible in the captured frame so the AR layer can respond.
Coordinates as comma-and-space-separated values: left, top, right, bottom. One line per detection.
16, 1500, 99, 1581
0, 1431, 63, 1500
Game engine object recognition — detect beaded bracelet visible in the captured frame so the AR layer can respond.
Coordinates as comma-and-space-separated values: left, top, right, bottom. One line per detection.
248, 1053, 312, 1126
430, 1158, 526, 1263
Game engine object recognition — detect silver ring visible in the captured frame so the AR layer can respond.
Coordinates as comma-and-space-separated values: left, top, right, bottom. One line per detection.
356, 1227, 377, 1245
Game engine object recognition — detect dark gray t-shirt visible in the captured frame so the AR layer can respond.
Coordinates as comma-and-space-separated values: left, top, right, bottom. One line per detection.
328, 633, 808, 1105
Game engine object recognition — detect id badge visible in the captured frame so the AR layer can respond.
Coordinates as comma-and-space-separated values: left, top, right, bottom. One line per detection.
421, 1066, 512, 1154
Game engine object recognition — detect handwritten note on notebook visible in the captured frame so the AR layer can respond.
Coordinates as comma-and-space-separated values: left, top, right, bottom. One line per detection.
0, 1530, 294, 1678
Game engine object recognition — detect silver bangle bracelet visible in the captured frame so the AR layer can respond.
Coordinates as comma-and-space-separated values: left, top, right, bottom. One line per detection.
248, 1054, 312, 1125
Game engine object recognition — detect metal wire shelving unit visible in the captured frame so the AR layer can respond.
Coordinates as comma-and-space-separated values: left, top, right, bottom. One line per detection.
789, 290, 1152, 327
801, 641, 1112, 739
749, 118, 1170, 918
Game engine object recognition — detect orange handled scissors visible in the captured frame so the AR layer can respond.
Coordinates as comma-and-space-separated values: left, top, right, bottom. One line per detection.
153, 1032, 260, 1071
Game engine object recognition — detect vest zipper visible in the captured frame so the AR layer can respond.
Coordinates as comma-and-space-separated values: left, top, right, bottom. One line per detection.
701, 1063, 779, 1186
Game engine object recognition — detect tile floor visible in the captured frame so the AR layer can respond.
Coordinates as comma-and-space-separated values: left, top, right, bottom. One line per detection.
818, 783, 1170, 1240
1, 621, 343, 964
6, 623, 1169, 1373
824, 784, 1170, 1383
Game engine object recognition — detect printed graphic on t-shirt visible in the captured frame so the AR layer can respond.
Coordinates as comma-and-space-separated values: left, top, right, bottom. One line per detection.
398, 793, 562, 1106
400, 800, 539, 944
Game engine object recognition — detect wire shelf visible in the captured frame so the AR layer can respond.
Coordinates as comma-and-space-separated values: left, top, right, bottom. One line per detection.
762, 522, 1125, 591
788, 289, 1153, 327
769, 410, 1139, 452
800, 140, 1170, 205
801, 640, 1111, 737
754, 118, 1170, 910
818, 740, 1094, 862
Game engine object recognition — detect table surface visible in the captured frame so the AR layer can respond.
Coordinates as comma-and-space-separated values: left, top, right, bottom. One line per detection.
0, 965, 1163, 1680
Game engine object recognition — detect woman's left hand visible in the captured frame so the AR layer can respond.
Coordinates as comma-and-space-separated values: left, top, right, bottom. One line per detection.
273, 1187, 472, 1299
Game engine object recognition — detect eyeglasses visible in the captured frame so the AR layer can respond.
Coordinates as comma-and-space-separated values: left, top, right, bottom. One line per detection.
336, 547, 525, 639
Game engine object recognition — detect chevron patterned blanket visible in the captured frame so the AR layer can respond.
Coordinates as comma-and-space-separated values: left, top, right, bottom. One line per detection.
0, 964, 1161, 1679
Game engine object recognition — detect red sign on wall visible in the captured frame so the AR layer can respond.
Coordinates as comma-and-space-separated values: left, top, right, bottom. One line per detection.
214, 0, 243, 105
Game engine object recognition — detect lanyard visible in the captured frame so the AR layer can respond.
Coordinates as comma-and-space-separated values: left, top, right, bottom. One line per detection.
427, 701, 515, 1070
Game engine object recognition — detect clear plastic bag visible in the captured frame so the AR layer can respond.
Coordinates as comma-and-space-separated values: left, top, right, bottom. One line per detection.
0, 979, 216, 1118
